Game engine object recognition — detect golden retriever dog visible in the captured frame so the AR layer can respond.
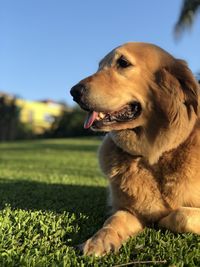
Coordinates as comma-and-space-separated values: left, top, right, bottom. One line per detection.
70, 42, 200, 256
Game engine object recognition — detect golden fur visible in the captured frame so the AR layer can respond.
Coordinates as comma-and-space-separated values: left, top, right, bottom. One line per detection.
70, 42, 200, 256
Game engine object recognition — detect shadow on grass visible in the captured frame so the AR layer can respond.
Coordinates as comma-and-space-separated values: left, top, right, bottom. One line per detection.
0, 178, 107, 215
0, 178, 108, 243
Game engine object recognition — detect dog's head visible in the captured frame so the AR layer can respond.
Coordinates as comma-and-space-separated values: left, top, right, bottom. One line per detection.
70, 42, 199, 134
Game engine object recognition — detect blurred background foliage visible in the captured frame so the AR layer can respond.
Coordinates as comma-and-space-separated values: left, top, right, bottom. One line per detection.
44, 107, 96, 138
0, 96, 34, 141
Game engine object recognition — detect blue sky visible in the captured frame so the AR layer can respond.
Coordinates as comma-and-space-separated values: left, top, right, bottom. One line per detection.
1, 0, 200, 106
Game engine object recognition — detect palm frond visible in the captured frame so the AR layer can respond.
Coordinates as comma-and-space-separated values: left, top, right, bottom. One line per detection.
175, 0, 200, 38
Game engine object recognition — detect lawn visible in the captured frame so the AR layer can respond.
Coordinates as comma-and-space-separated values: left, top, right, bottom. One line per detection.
0, 138, 200, 267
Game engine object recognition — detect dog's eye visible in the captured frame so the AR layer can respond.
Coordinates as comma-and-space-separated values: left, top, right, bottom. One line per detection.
117, 56, 132, 68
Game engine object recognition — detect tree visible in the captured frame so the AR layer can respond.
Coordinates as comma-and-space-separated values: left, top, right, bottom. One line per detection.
175, 0, 200, 38
0, 95, 34, 141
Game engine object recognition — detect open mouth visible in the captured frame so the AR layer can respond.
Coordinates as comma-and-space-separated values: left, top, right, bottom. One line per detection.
84, 102, 142, 129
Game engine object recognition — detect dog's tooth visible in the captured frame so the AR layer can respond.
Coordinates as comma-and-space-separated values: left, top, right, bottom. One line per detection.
99, 112, 105, 119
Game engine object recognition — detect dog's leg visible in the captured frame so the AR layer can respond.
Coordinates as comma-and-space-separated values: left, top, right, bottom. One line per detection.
158, 207, 200, 234
81, 210, 144, 256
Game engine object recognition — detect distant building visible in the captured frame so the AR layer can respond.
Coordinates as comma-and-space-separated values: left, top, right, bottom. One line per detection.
0, 92, 67, 134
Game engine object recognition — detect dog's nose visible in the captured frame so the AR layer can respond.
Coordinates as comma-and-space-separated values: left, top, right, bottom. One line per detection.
70, 83, 86, 103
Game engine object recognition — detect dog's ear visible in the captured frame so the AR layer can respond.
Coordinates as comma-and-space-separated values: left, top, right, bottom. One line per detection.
171, 59, 199, 114
156, 59, 199, 115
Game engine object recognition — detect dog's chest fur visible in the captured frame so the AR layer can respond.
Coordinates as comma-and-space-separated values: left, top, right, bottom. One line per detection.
99, 130, 200, 222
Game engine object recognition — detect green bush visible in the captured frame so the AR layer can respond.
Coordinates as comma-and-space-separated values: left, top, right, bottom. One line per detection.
46, 107, 96, 137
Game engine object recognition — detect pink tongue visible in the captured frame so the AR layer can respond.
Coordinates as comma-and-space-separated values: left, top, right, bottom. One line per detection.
84, 111, 98, 129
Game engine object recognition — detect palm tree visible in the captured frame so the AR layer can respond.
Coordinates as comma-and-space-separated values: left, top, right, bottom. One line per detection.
175, 0, 200, 38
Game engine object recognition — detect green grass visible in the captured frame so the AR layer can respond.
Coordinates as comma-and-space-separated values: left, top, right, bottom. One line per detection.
0, 138, 200, 267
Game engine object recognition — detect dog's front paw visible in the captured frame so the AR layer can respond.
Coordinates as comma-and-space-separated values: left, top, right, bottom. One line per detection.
81, 227, 122, 256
